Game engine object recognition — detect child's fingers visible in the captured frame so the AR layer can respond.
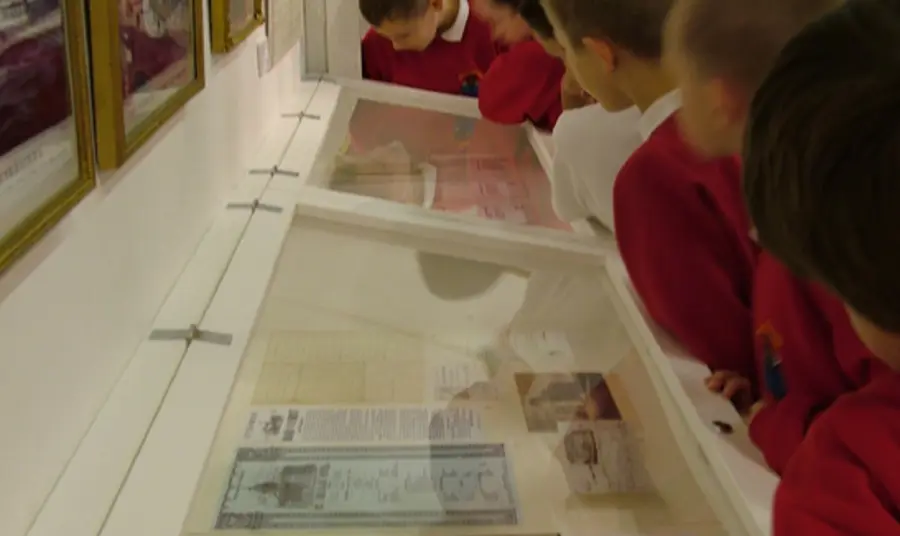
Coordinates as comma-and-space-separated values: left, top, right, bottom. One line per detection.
705, 371, 730, 391
721, 377, 749, 400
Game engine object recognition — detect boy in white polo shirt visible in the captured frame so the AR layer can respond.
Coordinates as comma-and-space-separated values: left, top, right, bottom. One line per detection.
516, 0, 642, 233
551, 105, 641, 233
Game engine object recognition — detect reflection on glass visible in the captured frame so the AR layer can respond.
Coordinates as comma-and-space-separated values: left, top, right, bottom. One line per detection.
119, 0, 193, 132
178, 218, 734, 535
228, 0, 255, 31
0, 0, 78, 237
328, 99, 569, 230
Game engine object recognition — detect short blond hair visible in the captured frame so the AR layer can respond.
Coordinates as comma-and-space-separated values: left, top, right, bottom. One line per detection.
675, 0, 843, 92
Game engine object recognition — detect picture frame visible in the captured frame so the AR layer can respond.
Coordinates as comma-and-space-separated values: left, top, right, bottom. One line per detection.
89, 0, 206, 170
0, 0, 96, 274
209, 0, 264, 53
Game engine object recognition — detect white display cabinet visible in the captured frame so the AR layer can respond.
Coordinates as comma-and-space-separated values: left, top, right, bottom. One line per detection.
27, 80, 775, 536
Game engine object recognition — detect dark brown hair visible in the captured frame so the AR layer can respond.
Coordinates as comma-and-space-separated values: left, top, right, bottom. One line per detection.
676, 0, 842, 93
543, 0, 673, 58
489, 0, 555, 39
743, 0, 900, 330
359, 0, 430, 26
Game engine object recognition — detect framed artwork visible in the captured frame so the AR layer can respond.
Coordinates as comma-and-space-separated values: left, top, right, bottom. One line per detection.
209, 0, 263, 53
89, 0, 206, 170
0, 0, 95, 274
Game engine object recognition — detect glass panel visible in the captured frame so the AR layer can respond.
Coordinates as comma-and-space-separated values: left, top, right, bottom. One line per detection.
229, 0, 256, 31
0, 0, 80, 237
120, 0, 197, 133
179, 214, 735, 536
310, 89, 569, 231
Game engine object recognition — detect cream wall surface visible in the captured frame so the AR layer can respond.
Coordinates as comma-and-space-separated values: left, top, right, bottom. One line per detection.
0, 18, 304, 536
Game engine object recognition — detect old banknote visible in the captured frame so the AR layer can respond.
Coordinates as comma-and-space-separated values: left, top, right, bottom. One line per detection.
214, 444, 519, 530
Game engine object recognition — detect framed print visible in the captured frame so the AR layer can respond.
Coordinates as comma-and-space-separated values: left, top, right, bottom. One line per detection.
0, 0, 95, 274
209, 0, 263, 53
89, 0, 206, 170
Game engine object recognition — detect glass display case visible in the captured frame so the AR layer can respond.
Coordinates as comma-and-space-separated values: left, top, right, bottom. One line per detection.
100, 195, 745, 536
304, 86, 567, 230
37, 80, 771, 536
178, 214, 732, 536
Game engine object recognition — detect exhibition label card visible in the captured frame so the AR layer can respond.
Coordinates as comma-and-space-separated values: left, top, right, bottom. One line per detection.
243, 405, 484, 444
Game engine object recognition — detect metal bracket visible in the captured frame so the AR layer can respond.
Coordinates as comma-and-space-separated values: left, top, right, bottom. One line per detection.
282, 112, 321, 121
226, 198, 284, 213
149, 324, 233, 346
248, 165, 300, 177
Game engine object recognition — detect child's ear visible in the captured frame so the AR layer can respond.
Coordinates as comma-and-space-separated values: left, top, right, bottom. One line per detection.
582, 37, 616, 72
709, 78, 749, 125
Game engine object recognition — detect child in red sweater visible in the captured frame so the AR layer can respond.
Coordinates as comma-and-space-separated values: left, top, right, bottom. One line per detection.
742, 1, 900, 531
542, 0, 758, 382
471, 0, 565, 131
360, 0, 497, 96
662, 0, 885, 475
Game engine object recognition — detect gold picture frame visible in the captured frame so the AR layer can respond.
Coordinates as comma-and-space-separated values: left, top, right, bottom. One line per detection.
0, 0, 96, 275
89, 0, 206, 170
210, 0, 264, 53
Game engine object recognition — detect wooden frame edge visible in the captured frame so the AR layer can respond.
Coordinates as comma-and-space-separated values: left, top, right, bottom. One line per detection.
209, 0, 229, 53
89, 0, 127, 170
0, 0, 97, 275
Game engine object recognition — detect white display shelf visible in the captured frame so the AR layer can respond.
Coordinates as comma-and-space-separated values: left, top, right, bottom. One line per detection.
25, 97, 312, 536
28, 79, 775, 536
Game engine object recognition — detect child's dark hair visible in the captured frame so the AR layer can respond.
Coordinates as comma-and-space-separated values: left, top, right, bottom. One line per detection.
359, 0, 429, 26
673, 0, 842, 95
489, 0, 555, 39
743, 0, 900, 331
542, 0, 673, 58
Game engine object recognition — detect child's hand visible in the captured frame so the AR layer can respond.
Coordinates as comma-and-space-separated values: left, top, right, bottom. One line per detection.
706, 370, 753, 412
744, 400, 766, 424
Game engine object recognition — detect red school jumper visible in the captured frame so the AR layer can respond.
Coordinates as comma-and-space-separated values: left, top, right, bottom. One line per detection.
614, 93, 757, 381
747, 253, 887, 475
773, 372, 900, 535
478, 39, 565, 132
361, 1, 497, 96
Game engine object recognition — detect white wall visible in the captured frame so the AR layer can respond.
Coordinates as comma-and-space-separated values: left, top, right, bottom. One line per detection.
326, 0, 364, 79
0, 16, 304, 536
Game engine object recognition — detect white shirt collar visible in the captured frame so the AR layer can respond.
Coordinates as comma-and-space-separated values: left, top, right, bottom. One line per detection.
441, 0, 469, 42
638, 89, 681, 141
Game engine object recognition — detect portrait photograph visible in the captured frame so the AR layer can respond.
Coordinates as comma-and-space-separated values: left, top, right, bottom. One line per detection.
514, 372, 622, 433
0, 0, 94, 273
90, 0, 205, 168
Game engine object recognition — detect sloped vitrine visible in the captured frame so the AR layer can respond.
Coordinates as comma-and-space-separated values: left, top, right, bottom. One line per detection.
29, 79, 772, 536
98, 185, 754, 536
300, 84, 565, 230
